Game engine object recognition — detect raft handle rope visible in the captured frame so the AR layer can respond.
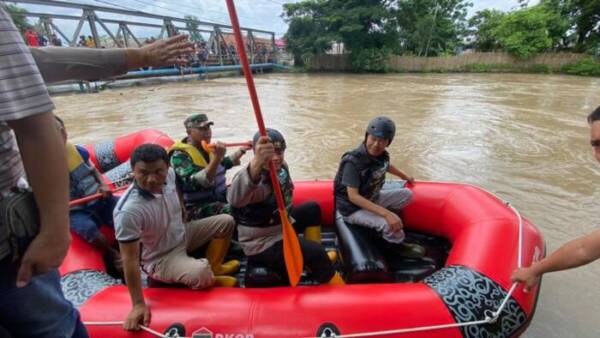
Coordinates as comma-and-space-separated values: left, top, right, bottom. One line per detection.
83, 321, 184, 338
296, 202, 525, 338
84, 203, 525, 338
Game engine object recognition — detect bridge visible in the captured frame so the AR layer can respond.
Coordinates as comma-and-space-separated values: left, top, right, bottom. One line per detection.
3, 0, 279, 66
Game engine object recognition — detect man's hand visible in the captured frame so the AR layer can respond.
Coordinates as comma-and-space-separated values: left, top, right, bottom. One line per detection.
128, 35, 194, 69
212, 141, 227, 160
249, 136, 275, 182
231, 144, 251, 166
16, 230, 71, 287
98, 184, 112, 199
251, 136, 275, 168
124, 303, 151, 331
406, 176, 415, 185
511, 267, 540, 293
239, 144, 252, 153
384, 211, 403, 233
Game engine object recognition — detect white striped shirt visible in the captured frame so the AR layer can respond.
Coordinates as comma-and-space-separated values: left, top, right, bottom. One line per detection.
0, 8, 55, 195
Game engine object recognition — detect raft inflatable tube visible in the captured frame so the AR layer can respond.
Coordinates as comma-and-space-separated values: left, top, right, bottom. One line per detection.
83, 129, 173, 186
60, 133, 544, 338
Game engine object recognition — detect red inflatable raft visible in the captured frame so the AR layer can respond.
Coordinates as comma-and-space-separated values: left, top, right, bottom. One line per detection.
61, 130, 544, 338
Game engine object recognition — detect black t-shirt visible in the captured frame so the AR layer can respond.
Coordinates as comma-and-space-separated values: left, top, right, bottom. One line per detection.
340, 162, 360, 188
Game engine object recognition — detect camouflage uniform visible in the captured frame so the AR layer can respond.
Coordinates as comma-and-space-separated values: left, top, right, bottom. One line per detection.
170, 113, 244, 220
170, 143, 237, 220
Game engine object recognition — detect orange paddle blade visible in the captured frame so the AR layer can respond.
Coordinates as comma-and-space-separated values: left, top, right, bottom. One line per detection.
280, 208, 303, 287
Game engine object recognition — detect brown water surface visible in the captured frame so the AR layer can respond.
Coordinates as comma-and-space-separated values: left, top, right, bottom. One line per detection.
53, 73, 600, 337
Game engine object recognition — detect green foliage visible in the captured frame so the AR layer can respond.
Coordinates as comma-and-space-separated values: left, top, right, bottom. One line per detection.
541, 0, 600, 53
282, 2, 334, 67
463, 63, 551, 73
284, 16, 334, 65
561, 57, 600, 76
283, 0, 473, 70
3, 4, 29, 33
468, 1, 600, 57
397, 0, 473, 56
468, 10, 505, 51
527, 64, 552, 73
492, 5, 568, 59
184, 15, 204, 42
350, 48, 391, 72
282, 0, 598, 73
283, 0, 401, 71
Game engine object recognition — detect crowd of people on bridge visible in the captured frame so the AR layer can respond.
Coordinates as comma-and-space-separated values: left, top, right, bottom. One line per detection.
23, 26, 274, 67
2, 6, 600, 338
24, 27, 62, 47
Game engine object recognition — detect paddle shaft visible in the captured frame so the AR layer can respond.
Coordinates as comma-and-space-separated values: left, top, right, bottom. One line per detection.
221, 142, 252, 147
225, 0, 303, 286
69, 184, 128, 207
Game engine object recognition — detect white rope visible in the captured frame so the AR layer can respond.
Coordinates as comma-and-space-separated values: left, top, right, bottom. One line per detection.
84, 321, 188, 338
300, 202, 526, 338
85, 203, 526, 338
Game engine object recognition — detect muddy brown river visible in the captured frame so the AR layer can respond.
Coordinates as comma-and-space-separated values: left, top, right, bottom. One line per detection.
53, 73, 600, 337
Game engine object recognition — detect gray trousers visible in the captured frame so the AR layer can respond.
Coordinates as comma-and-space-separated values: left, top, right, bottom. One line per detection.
343, 182, 413, 244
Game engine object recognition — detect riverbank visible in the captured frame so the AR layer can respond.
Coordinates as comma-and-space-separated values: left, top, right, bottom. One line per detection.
308, 52, 600, 76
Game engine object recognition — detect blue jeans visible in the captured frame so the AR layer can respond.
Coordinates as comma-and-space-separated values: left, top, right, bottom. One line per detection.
70, 196, 118, 243
0, 258, 88, 338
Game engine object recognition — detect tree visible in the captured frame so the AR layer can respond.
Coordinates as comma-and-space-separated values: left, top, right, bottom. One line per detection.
542, 0, 600, 53
283, 1, 335, 66
184, 15, 204, 43
492, 4, 569, 58
468, 9, 505, 52
283, 0, 400, 71
571, 0, 600, 53
3, 4, 30, 34
396, 0, 473, 57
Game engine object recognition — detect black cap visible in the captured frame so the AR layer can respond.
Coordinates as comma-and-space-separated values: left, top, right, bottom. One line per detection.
252, 128, 286, 151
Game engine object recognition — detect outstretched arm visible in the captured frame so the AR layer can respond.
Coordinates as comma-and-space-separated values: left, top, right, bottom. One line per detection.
512, 229, 600, 292
31, 35, 194, 83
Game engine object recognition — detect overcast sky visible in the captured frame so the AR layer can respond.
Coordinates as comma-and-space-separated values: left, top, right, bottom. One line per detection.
10, 0, 540, 39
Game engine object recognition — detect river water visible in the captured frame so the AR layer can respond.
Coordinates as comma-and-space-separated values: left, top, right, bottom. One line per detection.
53, 73, 600, 337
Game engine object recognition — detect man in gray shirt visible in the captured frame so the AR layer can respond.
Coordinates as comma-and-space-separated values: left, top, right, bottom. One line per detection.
114, 144, 238, 331
0, 7, 193, 337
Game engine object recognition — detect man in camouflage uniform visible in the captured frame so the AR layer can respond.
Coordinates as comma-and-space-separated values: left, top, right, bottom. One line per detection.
169, 113, 250, 220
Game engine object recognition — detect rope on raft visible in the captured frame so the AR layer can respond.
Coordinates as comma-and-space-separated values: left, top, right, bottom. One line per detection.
84, 203, 527, 338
